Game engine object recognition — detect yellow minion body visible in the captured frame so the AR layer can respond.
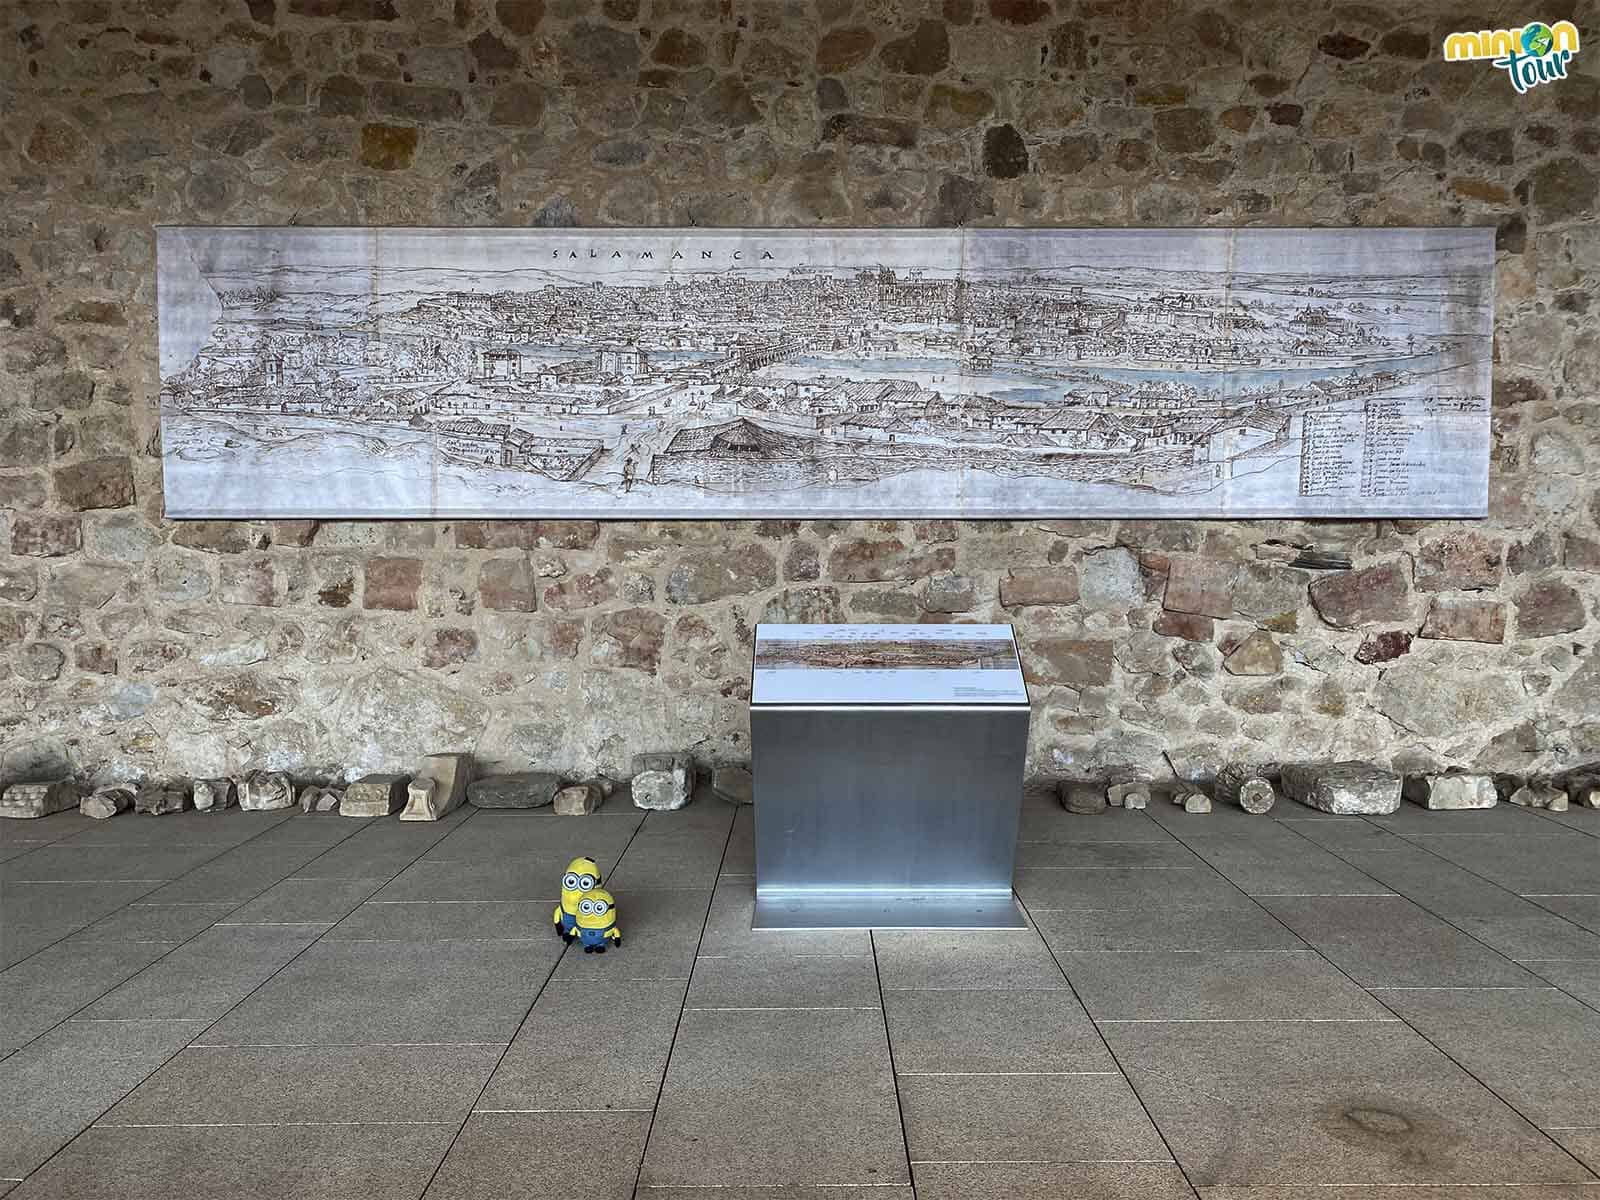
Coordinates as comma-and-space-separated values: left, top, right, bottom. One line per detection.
573, 887, 621, 953
552, 856, 601, 942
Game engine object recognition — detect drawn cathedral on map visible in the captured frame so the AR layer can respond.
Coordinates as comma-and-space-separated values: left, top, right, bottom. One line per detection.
156, 227, 1493, 518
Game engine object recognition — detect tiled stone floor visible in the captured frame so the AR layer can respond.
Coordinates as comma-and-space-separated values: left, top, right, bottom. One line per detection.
3, 783, 1600, 1198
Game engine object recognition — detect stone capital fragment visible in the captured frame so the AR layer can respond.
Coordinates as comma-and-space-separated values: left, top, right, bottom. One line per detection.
711, 764, 753, 806
1174, 787, 1211, 814
340, 773, 409, 818
193, 777, 237, 813
239, 771, 295, 812
0, 778, 81, 819
553, 781, 603, 816
135, 781, 191, 816
1402, 772, 1497, 811
467, 771, 561, 809
299, 784, 343, 813
1060, 780, 1107, 815
81, 783, 135, 820
631, 751, 693, 811
1281, 761, 1401, 815
401, 753, 472, 821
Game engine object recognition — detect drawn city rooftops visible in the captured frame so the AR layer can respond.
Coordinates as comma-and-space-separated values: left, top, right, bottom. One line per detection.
661, 417, 815, 457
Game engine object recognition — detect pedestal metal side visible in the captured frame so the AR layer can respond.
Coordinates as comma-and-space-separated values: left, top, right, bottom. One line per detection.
751, 705, 1030, 929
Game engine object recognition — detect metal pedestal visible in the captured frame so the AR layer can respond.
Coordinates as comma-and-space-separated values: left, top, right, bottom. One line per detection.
751, 705, 1030, 930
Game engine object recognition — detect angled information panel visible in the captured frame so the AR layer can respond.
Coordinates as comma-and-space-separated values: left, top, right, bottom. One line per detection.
157, 226, 1493, 518
751, 623, 1027, 707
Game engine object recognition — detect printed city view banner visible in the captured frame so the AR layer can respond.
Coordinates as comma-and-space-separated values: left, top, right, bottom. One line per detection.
155, 226, 1494, 519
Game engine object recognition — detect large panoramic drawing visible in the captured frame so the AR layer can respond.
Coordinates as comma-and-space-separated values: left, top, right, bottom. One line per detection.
156, 227, 1493, 518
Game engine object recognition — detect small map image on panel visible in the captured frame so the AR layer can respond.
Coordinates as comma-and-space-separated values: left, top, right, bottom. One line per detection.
754, 637, 1019, 672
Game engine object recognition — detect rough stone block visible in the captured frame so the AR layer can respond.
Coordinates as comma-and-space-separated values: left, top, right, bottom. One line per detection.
192, 777, 237, 813
1214, 763, 1277, 814
298, 784, 343, 812
631, 751, 693, 811
553, 781, 603, 815
1175, 787, 1212, 813
1282, 761, 1401, 815
1106, 779, 1150, 809
1308, 562, 1410, 628
239, 771, 295, 812
81, 783, 134, 819
1421, 596, 1506, 644
401, 753, 472, 821
1403, 772, 1497, 810
711, 764, 753, 806
340, 773, 409, 817
135, 782, 190, 816
1060, 780, 1106, 815
1508, 781, 1568, 810
1, 778, 80, 819
467, 771, 561, 809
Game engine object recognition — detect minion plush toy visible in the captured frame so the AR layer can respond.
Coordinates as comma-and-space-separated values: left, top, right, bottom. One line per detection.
574, 888, 622, 953
553, 856, 601, 943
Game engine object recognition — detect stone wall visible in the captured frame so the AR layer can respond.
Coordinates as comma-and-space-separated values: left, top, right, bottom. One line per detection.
2, 0, 1596, 785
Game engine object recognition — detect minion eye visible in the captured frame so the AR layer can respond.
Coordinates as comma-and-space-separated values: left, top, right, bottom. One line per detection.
563, 874, 579, 890
578, 874, 595, 890
593, 900, 608, 915
579, 899, 594, 915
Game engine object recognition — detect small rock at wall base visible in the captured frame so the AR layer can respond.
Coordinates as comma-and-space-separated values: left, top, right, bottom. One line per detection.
81, 784, 135, 820
401, 752, 473, 821
631, 751, 693, 811
239, 771, 295, 812
299, 784, 343, 813
0, 779, 80, 819
1121, 786, 1149, 811
136, 782, 190, 816
467, 771, 561, 809
1402, 772, 1497, 811
193, 778, 237, 813
711, 764, 753, 806
1505, 779, 1567, 810
1176, 787, 1212, 814
553, 782, 603, 816
1281, 761, 1401, 815
1565, 775, 1600, 809
340, 773, 409, 818
1060, 781, 1107, 815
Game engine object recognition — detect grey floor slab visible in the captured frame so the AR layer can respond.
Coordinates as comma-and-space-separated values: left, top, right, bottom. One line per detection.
1521, 958, 1600, 1009
326, 899, 552, 941
641, 1188, 914, 1200
0, 940, 174, 1055
288, 811, 474, 878
1017, 807, 1180, 844
1369, 804, 1563, 838
0, 812, 99, 847
550, 887, 711, 981
1339, 848, 1532, 918
1451, 910, 1600, 962
872, 928, 1070, 990
1377, 986, 1600, 1129
914, 1161, 1196, 1200
419, 809, 639, 865
242, 811, 374, 847
883, 986, 1114, 1073
688, 952, 878, 1009
1409, 835, 1600, 895
68, 902, 235, 944
1, 881, 161, 966
898, 1069, 1170, 1165
1100, 1019, 1591, 1186
1014, 840, 1198, 868
699, 875, 869, 957
1550, 1129, 1600, 1176
1276, 817, 1412, 851
1531, 895, 1600, 936
9, 1121, 458, 1200
224, 877, 385, 925
53, 810, 295, 847
78, 924, 325, 1020
0, 1017, 208, 1180
423, 1111, 649, 1200
1175, 836, 1393, 897
369, 858, 560, 902
477, 976, 688, 1113
606, 827, 731, 890
1259, 896, 1543, 988
0, 843, 231, 884
202, 937, 562, 1046
721, 804, 755, 873
103, 1042, 503, 1125
1061, 949, 1389, 1021
1028, 898, 1306, 952
637, 1007, 908, 1188
135, 842, 333, 904
1197, 1188, 1600, 1199
1014, 865, 1243, 909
